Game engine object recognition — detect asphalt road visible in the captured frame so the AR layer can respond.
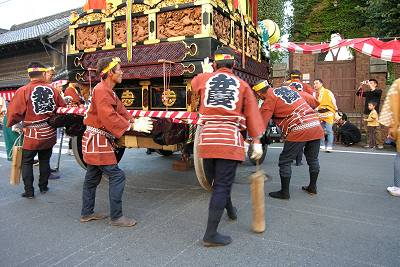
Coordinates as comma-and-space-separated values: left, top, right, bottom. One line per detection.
0, 141, 398, 267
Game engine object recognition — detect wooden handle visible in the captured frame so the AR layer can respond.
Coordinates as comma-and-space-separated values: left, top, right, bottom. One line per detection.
10, 146, 22, 186
250, 168, 266, 233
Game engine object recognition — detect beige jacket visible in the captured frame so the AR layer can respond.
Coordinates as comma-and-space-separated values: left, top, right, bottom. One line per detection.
380, 79, 400, 152
390, 79, 400, 152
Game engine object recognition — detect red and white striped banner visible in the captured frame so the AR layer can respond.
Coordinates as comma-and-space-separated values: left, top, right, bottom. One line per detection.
128, 110, 198, 124
272, 37, 400, 63
57, 107, 86, 115
56, 107, 199, 124
0, 90, 16, 101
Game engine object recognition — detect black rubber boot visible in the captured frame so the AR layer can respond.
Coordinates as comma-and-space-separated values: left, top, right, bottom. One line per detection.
269, 176, 291, 199
40, 186, 49, 194
21, 192, 34, 199
203, 209, 232, 247
225, 197, 237, 220
302, 172, 318, 195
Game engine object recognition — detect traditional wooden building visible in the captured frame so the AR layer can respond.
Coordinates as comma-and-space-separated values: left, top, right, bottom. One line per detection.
288, 52, 400, 113
0, 9, 81, 100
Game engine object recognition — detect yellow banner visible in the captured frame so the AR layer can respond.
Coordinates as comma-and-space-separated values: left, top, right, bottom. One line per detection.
237, 0, 247, 15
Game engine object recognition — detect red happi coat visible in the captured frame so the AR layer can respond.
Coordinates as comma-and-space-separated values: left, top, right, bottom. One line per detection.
6, 80, 66, 150
192, 68, 265, 161
64, 84, 83, 107
261, 86, 324, 142
287, 78, 316, 97
82, 80, 132, 166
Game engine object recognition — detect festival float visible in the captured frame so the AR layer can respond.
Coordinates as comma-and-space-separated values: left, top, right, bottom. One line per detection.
60, 0, 273, 190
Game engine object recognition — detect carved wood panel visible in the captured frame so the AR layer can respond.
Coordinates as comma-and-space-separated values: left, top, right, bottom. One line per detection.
76, 24, 106, 50
113, 17, 149, 45
234, 24, 246, 50
248, 35, 258, 58
213, 10, 230, 44
157, 7, 201, 39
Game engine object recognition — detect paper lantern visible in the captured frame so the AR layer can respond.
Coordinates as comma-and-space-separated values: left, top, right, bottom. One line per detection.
258, 19, 280, 45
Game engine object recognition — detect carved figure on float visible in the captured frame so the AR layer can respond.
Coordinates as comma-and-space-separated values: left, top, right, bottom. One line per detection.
325, 33, 354, 61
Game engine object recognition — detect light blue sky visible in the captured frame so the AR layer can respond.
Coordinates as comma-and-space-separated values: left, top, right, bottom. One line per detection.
0, 0, 85, 29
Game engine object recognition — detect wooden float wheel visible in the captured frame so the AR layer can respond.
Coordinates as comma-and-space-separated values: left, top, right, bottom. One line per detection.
193, 126, 213, 191
71, 135, 125, 170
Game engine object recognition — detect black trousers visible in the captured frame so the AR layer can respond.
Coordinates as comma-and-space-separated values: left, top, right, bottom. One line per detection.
203, 159, 238, 211
81, 164, 126, 220
279, 139, 320, 178
341, 134, 356, 146
21, 148, 53, 194
295, 149, 303, 164
367, 126, 377, 148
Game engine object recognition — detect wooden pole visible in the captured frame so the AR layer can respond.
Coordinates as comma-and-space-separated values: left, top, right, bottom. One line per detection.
250, 161, 265, 233
126, 0, 133, 63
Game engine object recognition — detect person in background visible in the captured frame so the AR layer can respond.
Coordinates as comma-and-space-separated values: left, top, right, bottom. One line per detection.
64, 83, 85, 108
379, 79, 400, 197
364, 102, 379, 149
64, 82, 85, 155
42, 67, 63, 177
335, 112, 361, 146
356, 79, 383, 114
45, 66, 55, 84
43, 77, 68, 178
314, 79, 337, 152
6, 62, 66, 198
50, 80, 74, 160
356, 79, 384, 149
51, 80, 71, 102
286, 70, 316, 97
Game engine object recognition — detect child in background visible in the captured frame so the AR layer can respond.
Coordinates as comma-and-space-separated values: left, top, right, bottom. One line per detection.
364, 102, 379, 149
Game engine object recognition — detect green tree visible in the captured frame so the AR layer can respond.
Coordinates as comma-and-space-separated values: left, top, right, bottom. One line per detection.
357, 0, 400, 37
291, 0, 370, 42
258, 0, 286, 30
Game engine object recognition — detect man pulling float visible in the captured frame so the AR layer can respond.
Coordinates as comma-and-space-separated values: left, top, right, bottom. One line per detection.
6, 63, 66, 198
252, 80, 323, 200
80, 57, 153, 227
192, 47, 265, 246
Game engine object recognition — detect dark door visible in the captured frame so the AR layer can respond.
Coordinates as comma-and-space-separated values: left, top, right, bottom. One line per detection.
315, 60, 356, 113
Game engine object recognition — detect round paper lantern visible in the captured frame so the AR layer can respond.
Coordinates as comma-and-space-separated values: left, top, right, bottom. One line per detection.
258, 19, 281, 45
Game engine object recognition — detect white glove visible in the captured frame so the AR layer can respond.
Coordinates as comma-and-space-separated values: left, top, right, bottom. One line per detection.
132, 117, 153, 134
11, 123, 23, 134
251, 143, 263, 160
201, 57, 213, 73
